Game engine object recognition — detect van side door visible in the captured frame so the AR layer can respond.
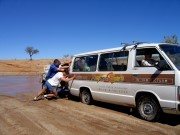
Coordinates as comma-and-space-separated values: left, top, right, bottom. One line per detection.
93, 50, 133, 105
133, 47, 176, 111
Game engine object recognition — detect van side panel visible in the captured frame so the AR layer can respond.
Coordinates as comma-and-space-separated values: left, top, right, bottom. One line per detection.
70, 73, 177, 112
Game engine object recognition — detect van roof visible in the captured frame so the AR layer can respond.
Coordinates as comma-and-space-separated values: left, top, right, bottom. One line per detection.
74, 43, 171, 57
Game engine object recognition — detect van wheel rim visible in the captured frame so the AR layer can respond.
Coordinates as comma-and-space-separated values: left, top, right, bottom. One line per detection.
83, 94, 89, 103
143, 103, 154, 115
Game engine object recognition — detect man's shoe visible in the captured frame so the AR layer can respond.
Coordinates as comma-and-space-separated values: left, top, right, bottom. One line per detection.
33, 97, 38, 101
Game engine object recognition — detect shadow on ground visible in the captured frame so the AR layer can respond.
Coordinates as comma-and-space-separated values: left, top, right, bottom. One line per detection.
68, 95, 180, 126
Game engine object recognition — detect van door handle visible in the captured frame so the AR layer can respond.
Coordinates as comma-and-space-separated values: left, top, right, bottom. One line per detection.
132, 73, 139, 76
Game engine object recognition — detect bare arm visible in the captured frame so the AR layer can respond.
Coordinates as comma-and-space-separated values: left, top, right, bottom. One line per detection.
142, 60, 152, 66
60, 66, 69, 69
59, 61, 72, 71
60, 75, 76, 82
57, 66, 69, 72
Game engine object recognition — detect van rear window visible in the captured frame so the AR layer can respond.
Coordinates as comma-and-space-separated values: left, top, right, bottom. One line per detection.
73, 55, 98, 72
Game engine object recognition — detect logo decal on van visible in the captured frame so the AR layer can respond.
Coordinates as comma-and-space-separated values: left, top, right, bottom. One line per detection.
94, 72, 124, 83
76, 72, 124, 83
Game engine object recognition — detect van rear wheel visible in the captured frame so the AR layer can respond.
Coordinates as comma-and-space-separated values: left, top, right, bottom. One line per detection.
80, 90, 92, 105
137, 96, 160, 121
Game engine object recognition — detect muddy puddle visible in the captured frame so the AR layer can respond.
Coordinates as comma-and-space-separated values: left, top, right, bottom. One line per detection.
0, 76, 41, 95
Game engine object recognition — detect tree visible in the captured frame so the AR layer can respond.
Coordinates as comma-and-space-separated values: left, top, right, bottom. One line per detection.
25, 46, 39, 60
63, 54, 70, 59
63, 54, 73, 60
163, 35, 178, 44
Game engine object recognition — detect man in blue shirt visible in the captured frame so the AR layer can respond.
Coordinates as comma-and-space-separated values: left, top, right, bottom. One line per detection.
45, 59, 69, 80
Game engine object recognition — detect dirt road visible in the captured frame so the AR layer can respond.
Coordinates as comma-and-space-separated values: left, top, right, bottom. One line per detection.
0, 93, 180, 135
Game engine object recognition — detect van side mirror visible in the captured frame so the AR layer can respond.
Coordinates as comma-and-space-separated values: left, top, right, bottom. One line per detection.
155, 60, 170, 71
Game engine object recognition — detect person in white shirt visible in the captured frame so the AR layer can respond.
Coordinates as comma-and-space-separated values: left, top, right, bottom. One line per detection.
34, 69, 76, 101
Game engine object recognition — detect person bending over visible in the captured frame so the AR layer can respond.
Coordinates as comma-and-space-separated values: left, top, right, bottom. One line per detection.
34, 69, 76, 101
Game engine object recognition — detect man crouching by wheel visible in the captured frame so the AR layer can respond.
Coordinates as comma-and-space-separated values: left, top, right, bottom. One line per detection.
34, 69, 76, 101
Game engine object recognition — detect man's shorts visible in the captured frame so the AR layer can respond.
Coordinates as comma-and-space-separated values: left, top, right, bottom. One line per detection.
44, 81, 56, 92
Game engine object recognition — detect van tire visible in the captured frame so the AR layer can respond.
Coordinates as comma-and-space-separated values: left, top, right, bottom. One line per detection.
80, 90, 92, 105
137, 96, 160, 121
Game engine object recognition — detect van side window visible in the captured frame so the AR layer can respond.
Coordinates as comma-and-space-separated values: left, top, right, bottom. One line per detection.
136, 48, 160, 67
73, 55, 98, 72
99, 51, 129, 71
135, 48, 171, 70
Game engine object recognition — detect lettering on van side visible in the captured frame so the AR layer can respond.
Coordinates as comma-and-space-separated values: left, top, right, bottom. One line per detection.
132, 74, 174, 85
133, 78, 173, 84
98, 84, 128, 94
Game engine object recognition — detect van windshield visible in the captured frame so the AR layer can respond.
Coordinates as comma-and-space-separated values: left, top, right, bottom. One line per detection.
159, 44, 180, 70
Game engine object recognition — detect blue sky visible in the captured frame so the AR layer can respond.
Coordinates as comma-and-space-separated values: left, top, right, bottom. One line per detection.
0, 0, 180, 59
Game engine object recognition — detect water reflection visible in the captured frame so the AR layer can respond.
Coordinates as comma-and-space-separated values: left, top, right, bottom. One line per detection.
0, 76, 41, 95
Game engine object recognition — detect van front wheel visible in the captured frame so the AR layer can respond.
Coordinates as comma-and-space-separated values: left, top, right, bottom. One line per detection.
137, 96, 160, 121
80, 90, 92, 105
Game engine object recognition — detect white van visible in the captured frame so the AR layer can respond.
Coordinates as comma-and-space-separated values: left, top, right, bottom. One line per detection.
69, 43, 180, 121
